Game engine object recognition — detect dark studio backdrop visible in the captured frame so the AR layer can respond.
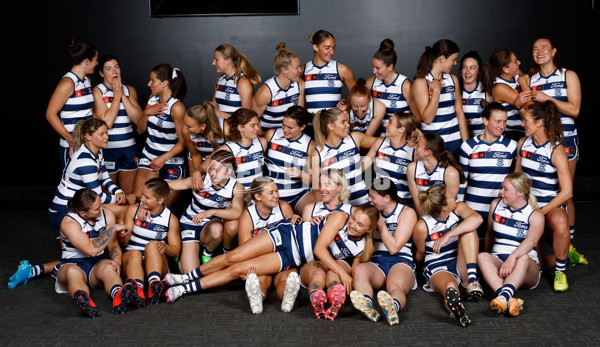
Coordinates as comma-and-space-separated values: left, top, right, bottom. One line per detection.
3, 0, 598, 206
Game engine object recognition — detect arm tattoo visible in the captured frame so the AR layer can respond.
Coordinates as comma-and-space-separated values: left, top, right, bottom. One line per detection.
110, 250, 120, 260
92, 226, 116, 249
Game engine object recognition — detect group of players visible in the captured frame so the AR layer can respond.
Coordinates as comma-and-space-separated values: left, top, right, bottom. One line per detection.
7, 30, 588, 327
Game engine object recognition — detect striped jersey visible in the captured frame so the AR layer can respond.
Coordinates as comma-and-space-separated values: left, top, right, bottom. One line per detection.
260, 76, 301, 129
126, 203, 172, 256
214, 73, 245, 116
422, 72, 462, 154
248, 201, 286, 237
422, 211, 461, 270
491, 199, 538, 263
348, 98, 375, 133
494, 76, 524, 134
374, 137, 415, 200
95, 83, 137, 150
519, 136, 559, 208
60, 210, 108, 260
179, 174, 237, 228
529, 68, 576, 137
58, 71, 94, 149
373, 203, 413, 261
303, 60, 343, 113
140, 95, 184, 164
462, 81, 486, 137
266, 128, 311, 199
225, 138, 265, 189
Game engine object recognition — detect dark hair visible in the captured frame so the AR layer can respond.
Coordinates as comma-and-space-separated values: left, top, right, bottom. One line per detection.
67, 188, 98, 214
370, 177, 404, 205
152, 63, 188, 101
227, 108, 259, 142
459, 50, 482, 89
373, 38, 397, 68
415, 39, 459, 79
67, 36, 97, 67
309, 29, 335, 46
528, 37, 561, 77
526, 101, 564, 145
93, 54, 119, 85
480, 101, 506, 119
283, 105, 311, 128
481, 50, 514, 94
422, 133, 465, 184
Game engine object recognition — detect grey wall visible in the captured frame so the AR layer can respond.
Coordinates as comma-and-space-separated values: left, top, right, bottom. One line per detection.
6, 0, 597, 189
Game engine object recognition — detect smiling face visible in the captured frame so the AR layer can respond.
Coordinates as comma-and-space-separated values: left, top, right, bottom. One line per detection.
503, 53, 521, 77
384, 115, 405, 139
521, 110, 542, 137
346, 210, 373, 239
320, 174, 342, 204
327, 112, 350, 138
461, 57, 479, 85
184, 114, 206, 136
367, 189, 388, 211
413, 135, 429, 160
255, 181, 280, 208
372, 57, 393, 81
483, 109, 508, 138
147, 71, 167, 95
439, 52, 459, 73
313, 38, 336, 63
140, 186, 163, 210
238, 116, 261, 140
532, 38, 557, 66
282, 116, 305, 140
207, 159, 231, 186
212, 50, 231, 74
350, 94, 370, 118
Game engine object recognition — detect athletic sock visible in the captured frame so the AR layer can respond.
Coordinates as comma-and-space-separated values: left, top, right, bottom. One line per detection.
364, 294, 373, 307
393, 298, 401, 313
498, 284, 515, 301
466, 263, 478, 284
148, 271, 161, 283
183, 279, 202, 294
555, 257, 568, 273
569, 226, 575, 242
186, 267, 204, 281
135, 278, 145, 289
30, 264, 44, 278
202, 247, 213, 257
110, 284, 122, 299
222, 246, 233, 254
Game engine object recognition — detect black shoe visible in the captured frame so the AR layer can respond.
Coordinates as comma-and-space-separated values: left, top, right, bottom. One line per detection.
445, 287, 470, 327
73, 290, 100, 319
148, 279, 164, 305
125, 278, 146, 308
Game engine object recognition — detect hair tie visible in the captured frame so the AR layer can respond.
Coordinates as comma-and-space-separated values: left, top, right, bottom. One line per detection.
425, 46, 432, 54
172, 67, 180, 79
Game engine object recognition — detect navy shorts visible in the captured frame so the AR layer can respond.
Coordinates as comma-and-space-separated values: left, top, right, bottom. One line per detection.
103, 145, 139, 174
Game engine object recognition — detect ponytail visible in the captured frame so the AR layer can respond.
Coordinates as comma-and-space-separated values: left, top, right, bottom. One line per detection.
313, 108, 343, 148
152, 63, 188, 101
415, 39, 459, 79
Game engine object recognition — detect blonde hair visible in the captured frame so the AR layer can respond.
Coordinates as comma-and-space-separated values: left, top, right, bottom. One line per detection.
353, 204, 379, 263
504, 172, 539, 210
71, 118, 107, 150
273, 42, 299, 75
245, 176, 275, 208
313, 108, 344, 148
418, 184, 448, 218
389, 112, 421, 144
186, 102, 224, 148
321, 168, 350, 203
215, 44, 261, 86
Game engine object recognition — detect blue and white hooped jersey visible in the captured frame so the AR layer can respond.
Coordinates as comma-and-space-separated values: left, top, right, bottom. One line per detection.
50, 145, 122, 213
529, 68, 576, 138
60, 210, 108, 260
214, 73, 244, 116
458, 135, 517, 217
371, 73, 410, 124
180, 174, 237, 227
348, 98, 375, 133
266, 128, 311, 199
126, 203, 171, 256
226, 138, 265, 189
58, 72, 94, 149
375, 138, 415, 200
140, 95, 184, 165
519, 136, 559, 208
422, 211, 461, 270
303, 60, 343, 113
373, 203, 413, 261
422, 72, 462, 154
310, 201, 353, 218
412, 160, 446, 193
188, 116, 225, 161
494, 76, 524, 134
96, 83, 137, 150
248, 201, 286, 237
462, 81, 486, 137
260, 76, 301, 129
317, 136, 368, 205
491, 200, 538, 263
